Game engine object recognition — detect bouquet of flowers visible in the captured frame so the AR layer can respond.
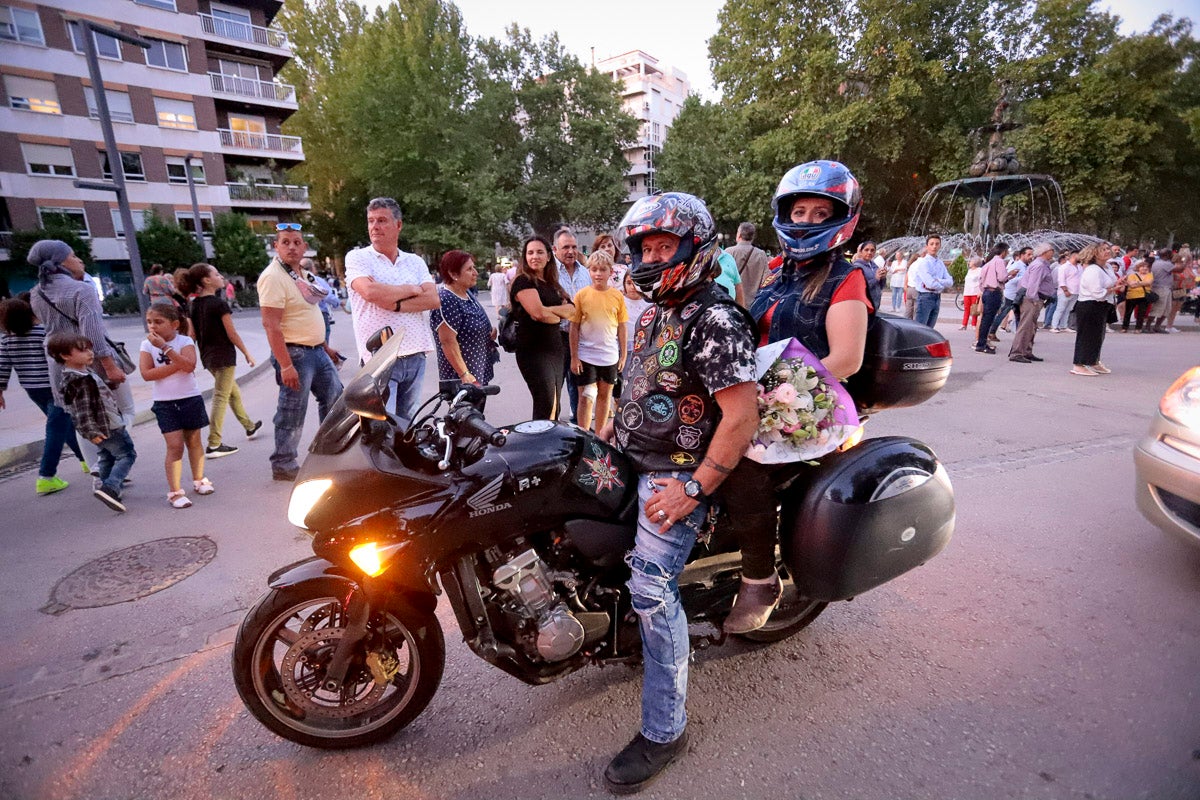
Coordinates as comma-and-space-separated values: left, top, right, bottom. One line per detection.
745, 338, 861, 464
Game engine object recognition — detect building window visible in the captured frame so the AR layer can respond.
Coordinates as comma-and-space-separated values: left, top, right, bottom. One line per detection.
0, 5, 45, 45
134, 0, 177, 10
38, 207, 89, 237
145, 37, 187, 71
100, 151, 145, 181
22, 143, 75, 177
84, 87, 134, 123
210, 5, 253, 42
4, 75, 60, 114
166, 157, 205, 184
175, 211, 214, 236
67, 20, 122, 60
155, 96, 196, 129
110, 208, 149, 237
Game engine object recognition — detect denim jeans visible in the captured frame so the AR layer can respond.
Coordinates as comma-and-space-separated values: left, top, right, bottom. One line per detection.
26, 386, 84, 478
95, 427, 136, 497
890, 286, 903, 311
915, 292, 942, 327
990, 296, 1021, 334
208, 365, 255, 448
270, 344, 343, 474
626, 470, 708, 745
1051, 293, 1077, 329
388, 353, 427, 428
50, 361, 135, 468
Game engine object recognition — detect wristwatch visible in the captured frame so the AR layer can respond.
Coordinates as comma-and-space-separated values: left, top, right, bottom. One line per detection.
682, 479, 708, 502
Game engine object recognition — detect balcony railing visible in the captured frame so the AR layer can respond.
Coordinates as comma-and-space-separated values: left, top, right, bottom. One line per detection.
209, 73, 297, 105
198, 13, 288, 50
218, 128, 303, 156
227, 183, 309, 203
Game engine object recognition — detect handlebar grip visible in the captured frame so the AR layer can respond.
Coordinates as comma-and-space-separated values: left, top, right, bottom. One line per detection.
460, 411, 506, 447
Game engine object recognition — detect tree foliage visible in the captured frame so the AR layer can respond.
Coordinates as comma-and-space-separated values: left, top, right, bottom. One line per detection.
212, 213, 269, 278
135, 212, 205, 270
8, 217, 94, 279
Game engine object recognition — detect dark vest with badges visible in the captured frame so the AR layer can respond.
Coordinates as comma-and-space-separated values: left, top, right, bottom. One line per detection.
613, 284, 750, 472
751, 256, 874, 359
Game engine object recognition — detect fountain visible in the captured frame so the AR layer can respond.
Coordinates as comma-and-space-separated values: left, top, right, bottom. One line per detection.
881, 82, 1103, 260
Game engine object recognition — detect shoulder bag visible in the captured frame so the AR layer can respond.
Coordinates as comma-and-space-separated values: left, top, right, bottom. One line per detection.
33, 287, 137, 374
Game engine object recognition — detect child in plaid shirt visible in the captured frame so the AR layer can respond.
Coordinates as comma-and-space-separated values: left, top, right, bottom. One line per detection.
47, 332, 136, 512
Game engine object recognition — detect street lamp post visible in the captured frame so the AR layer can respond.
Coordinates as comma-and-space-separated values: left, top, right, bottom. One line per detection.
72, 20, 152, 318
184, 154, 205, 250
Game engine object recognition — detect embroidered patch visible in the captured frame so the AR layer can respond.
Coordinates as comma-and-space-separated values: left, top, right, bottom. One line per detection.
621, 403, 645, 430
656, 371, 682, 392
580, 444, 625, 494
655, 324, 681, 349
631, 375, 651, 400
678, 394, 704, 425
639, 306, 658, 328
615, 427, 630, 449
680, 302, 702, 320
633, 330, 647, 352
760, 269, 781, 288
670, 451, 697, 467
658, 341, 679, 368
644, 393, 674, 423
642, 353, 661, 377
675, 425, 702, 450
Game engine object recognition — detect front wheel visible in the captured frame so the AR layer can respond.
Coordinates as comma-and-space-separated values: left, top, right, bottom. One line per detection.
736, 565, 827, 644
954, 290, 965, 311
232, 579, 444, 748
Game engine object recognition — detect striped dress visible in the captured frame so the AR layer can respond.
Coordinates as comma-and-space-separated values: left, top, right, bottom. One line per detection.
0, 324, 52, 391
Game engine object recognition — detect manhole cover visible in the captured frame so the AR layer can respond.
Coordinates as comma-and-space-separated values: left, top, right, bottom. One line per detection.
41, 536, 217, 615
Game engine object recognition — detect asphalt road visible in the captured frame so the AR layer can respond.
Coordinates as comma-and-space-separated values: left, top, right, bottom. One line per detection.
1, 317, 1198, 800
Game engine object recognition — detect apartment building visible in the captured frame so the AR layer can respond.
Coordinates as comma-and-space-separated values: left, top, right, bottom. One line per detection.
595, 50, 689, 203
0, 0, 307, 284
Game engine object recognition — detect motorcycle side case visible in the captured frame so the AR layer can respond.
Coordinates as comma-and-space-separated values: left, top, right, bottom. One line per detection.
779, 436, 954, 602
843, 314, 952, 414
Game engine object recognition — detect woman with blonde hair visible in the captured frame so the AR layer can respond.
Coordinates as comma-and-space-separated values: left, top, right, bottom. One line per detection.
1070, 242, 1123, 376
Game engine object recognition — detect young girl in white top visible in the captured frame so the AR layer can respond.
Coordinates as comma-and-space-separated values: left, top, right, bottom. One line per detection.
139, 302, 212, 508
621, 270, 650, 352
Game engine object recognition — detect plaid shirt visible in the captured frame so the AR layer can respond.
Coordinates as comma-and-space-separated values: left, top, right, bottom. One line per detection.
61, 369, 120, 440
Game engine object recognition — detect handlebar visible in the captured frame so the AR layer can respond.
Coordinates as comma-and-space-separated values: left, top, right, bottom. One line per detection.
457, 410, 507, 447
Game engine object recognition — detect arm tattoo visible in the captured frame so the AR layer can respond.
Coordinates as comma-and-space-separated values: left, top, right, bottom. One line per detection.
702, 457, 734, 475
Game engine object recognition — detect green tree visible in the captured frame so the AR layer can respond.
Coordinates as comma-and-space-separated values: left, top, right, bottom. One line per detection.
136, 212, 204, 270
8, 216, 94, 277
212, 213, 269, 278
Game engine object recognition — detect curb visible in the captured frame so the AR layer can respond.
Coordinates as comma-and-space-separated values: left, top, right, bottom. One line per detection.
0, 359, 275, 475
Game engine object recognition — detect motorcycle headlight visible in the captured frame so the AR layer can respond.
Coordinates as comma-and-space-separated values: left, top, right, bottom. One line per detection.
287, 479, 332, 529
1160, 367, 1200, 430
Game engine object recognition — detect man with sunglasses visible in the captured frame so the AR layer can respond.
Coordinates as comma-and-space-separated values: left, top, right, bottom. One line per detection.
344, 197, 439, 427
257, 222, 344, 481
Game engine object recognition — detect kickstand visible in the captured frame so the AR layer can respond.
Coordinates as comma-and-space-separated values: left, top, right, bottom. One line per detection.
692, 628, 727, 650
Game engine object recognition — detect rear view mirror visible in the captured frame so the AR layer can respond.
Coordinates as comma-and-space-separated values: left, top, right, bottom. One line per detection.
365, 327, 393, 355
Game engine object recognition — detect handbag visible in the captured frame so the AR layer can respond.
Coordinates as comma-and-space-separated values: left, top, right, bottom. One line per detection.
1145, 290, 1160, 304
970, 299, 982, 318
34, 288, 137, 374
497, 309, 520, 353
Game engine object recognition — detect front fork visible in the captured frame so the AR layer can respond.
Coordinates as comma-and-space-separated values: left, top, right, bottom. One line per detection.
322, 585, 371, 692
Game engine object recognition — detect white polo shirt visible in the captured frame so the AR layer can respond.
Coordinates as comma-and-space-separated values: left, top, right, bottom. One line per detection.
345, 245, 436, 362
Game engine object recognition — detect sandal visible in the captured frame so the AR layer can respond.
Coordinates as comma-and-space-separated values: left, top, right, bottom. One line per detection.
193, 477, 215, 495
168, 490, 192, 508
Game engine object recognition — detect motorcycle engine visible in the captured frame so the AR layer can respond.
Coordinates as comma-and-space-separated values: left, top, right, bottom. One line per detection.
492, 549, 585, 662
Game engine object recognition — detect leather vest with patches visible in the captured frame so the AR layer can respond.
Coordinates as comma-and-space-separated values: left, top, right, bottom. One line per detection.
613, 285, 744, 472
752, 256, 871, 359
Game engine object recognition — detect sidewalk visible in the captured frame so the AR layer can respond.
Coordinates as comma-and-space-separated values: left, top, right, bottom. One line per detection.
0, 308, 279, 472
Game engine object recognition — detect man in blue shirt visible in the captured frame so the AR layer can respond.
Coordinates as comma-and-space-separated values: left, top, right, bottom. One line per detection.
910, 235, 955, 327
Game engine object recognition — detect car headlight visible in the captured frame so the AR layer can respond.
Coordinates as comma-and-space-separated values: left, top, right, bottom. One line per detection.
1160, 367, 1200, 430
287, 479, 332, 529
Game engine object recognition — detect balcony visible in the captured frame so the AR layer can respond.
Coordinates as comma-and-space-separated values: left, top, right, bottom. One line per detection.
198, 13, 289, 53
227, 182, 310, 206
218, 128, 304, 159
209, 72, 297, 108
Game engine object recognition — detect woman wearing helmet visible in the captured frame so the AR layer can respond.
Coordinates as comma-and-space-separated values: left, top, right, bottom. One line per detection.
719, 160, 875, 636
601, 192, 760, 794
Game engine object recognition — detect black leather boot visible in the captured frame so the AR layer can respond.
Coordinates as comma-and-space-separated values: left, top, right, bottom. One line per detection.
604, 731, 689, 795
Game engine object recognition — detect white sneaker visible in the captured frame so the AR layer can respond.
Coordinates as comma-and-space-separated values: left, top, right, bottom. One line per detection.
1168, 327, 1181, 333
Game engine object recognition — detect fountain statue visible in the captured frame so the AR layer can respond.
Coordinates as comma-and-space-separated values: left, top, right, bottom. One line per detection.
882, 81, 1102, 261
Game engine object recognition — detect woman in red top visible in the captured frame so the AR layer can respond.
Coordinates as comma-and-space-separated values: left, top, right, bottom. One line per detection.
720, 160, 872, 636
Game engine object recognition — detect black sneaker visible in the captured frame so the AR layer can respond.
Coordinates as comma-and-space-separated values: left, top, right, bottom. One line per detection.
1027, 355, 1045, 362
1009, 355, 1032, 363
206, 444, 239, 458
246, 420, 263, 439
973, 345, 996, 354
94, 485, 126, 513
604, 731, 689, 795
272, 469, 298, 482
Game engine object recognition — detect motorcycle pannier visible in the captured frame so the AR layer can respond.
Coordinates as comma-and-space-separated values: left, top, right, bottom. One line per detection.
842, 314, 952, 414
779, 436, 955, 602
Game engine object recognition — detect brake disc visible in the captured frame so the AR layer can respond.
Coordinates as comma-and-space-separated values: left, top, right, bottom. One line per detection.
278, 627, 386, 718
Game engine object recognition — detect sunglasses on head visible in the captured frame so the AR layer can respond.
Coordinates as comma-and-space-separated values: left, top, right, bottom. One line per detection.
276, 222, 303, 231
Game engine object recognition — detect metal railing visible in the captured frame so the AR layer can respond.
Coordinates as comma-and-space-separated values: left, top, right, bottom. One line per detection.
208, 72, 296, 104
198, 13, 288, 50
227, 183, 309, 202
218, 128, 303, 155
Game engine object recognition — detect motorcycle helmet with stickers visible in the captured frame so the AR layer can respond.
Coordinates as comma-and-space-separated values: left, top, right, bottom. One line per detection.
618, 192, 719, 303
772, 160, 862, 263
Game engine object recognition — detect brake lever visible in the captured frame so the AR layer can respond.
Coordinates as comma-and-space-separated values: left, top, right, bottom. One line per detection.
436, 420, 453, 471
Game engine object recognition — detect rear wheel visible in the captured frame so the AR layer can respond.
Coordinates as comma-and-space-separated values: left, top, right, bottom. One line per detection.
736, 565, 827, 644
232, 579, 444, 748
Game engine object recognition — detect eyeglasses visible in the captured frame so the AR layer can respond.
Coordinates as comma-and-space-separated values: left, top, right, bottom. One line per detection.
276, 222, 303, 231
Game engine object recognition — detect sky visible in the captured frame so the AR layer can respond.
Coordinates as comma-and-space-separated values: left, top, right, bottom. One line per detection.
360, 0, 1195, 100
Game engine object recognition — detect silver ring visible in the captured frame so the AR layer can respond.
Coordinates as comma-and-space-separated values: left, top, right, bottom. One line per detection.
657, 510, 667, 520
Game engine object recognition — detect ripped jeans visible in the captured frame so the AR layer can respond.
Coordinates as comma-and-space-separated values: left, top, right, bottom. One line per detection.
626, 471, 708, 744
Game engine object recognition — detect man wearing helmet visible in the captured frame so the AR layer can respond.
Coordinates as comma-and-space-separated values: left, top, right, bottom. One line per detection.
717, 160, 875, 635
599, 192, 759, 794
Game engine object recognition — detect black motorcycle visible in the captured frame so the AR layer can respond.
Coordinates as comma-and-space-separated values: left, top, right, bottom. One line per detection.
232, 320, 957, 748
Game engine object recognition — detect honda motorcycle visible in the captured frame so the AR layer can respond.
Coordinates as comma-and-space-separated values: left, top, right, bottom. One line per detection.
232, 319, 957, 748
